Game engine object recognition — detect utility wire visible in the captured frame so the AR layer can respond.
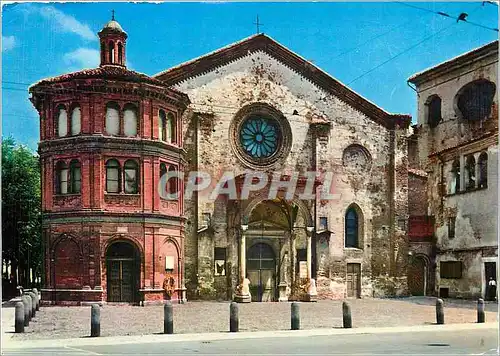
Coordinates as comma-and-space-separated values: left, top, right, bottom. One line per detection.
394, 1, 499, 32
347, 23, 456, 85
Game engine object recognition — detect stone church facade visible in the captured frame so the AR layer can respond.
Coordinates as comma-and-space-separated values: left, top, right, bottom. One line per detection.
30, 18, 411, 305
155, 34, 411, 301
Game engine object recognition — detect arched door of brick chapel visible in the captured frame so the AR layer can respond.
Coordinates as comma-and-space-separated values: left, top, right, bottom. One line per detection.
106, 241, 140, 303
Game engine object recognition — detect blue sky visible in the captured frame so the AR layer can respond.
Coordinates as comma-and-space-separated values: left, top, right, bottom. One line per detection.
2, 2, 498, 151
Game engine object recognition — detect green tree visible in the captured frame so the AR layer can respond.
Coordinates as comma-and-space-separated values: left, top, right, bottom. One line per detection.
2, 136, 42, 288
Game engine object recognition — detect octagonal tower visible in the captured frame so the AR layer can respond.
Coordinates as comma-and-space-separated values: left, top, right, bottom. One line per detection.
29, 16, 190, 305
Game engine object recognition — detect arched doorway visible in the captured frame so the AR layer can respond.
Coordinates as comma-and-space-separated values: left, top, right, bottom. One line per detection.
247, 243, 276, 302
408, 256, 427, 296
106, 241, 140, 303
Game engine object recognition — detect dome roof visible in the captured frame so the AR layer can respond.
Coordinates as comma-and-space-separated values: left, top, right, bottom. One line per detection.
100, 19, 126, 35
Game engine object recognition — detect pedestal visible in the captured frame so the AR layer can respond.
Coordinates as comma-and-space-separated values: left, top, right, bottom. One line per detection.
278, 282, 289, 302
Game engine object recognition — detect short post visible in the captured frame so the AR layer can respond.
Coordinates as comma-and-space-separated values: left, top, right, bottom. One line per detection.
342, 301, 352, 328
90, 304, 100, 337
291, 302, 300, 330
24, 295, 32, 321
33, 288, 40, 311
26, 292, 36, 318
15, 302, 24, 333
436, 298, 444, 325
477, 298, 485, 323
164, 301, 173, 334
21, 296, 30, 327
230, 301, 239, 332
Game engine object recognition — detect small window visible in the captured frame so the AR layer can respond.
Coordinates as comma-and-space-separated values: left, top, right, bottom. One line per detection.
124, 160, 139, 194
450, 160, 460, 194
167, 165, 177, 195
118, 42, 123, 64
214, 247, 226, 276
448, 216, 456, 239
345, 207, 359, 248
106, 159, 121, 193
123, 104, 138, 137
69, 160, 81, 194
478, 152, 488, 188
105, 102, 120, 135
457, 80, 496, 121
167, 113, 176, 144
319, 217, 328, 231
56, 106, 68, 137
426, 95, 442, 128
465, 155, 476, 190
70, 106, 81, 135
159, 110, 167, 141
440, 261, 462, 279
108, 41, 114, 63
55, 161, 68, 194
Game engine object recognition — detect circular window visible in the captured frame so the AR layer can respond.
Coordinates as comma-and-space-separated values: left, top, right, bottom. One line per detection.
240, 117, 280, 158
230, 103, 292, 169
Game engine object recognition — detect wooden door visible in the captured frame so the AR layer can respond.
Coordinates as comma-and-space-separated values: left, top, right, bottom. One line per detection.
408, 257, 426, 296
347, 263, 361, 298
108, 260, 134, 302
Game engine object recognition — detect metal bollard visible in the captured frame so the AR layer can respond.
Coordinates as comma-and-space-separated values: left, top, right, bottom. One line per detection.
342, 301, 352, 328
26, 292, 36, 318
33, 288, 40, 311
291, 302, 300, 330
21, 296, 30, 327
15, 302, 24, 333
229, 302, 239, 332
436, 298, 444, 325
90, 304, 100, 337
477, 298, 485, 323
164, 301, 173, 334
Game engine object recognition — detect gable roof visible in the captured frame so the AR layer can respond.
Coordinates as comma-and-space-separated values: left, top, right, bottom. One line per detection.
154, 34, 410, 129
408, 40, 498, 86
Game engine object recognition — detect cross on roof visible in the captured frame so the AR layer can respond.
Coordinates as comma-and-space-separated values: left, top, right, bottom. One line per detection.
253, 15, 263, 34
111, 9, 115, 21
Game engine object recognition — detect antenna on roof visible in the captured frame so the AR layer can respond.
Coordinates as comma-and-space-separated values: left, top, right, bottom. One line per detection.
253, 15, 263, 34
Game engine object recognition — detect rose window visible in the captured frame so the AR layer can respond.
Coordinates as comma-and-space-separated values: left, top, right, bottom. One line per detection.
239, 117, 280, 158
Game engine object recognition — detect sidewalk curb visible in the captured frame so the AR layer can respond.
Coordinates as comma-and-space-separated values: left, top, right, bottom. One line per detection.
3, 322, 498, 350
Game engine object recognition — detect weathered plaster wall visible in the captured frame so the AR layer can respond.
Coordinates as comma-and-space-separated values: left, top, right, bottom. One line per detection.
414, 50, 498, 298
176, 50, 408, 299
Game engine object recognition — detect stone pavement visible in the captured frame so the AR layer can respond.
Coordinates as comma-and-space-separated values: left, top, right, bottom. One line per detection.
2, 297, 497, 342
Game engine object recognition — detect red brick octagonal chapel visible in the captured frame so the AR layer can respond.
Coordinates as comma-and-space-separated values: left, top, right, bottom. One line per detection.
29, 17, 190, 305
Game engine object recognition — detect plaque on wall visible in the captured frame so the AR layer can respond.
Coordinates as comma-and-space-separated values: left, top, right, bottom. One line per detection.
165, 256, 174, 271
214, 260, 226, 276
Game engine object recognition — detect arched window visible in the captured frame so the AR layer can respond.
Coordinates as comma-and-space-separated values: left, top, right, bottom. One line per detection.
167, 113, 176, 144
56, 106, 68, 137
450, 159, 460, 194
69, 160, 81, 194
345, 206, 360, 248
456, 80, 496, 121
70, 106, 81, 135
123, 104, 138, 137
118, 42, 123, 64
478, 152, 488, 188
159, 110, 167, 141
465, 155, 476, 190
55, 161, 68, 194
106, 159, 121, 193
105, 102, 120, 135
426, 95, 441, 128
108, 41, 115, 63
167, 165, 177, 195
124, 160, 139, 194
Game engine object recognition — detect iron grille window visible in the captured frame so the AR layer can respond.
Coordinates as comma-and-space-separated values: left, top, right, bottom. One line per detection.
440, 261, 462, 279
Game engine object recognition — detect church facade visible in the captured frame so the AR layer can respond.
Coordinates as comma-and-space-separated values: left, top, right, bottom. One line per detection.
31, 18, 411, 305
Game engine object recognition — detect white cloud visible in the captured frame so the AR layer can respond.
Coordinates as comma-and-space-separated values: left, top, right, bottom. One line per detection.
2, 35, 16, 52
63, 48, 100, 69
38, 6, 96, 41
